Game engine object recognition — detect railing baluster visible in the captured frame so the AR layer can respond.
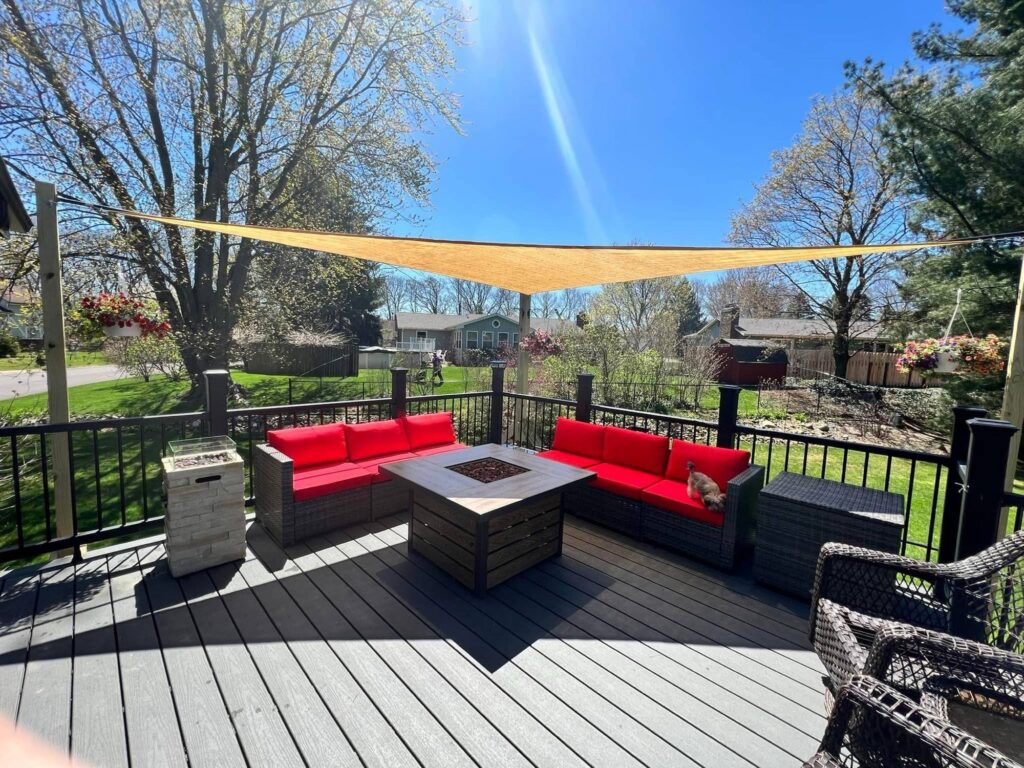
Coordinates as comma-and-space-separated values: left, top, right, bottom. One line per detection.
11, 435, 23, 550
116, 426, 127, 527
93, 429, 102, 530
40, 433, 51, 542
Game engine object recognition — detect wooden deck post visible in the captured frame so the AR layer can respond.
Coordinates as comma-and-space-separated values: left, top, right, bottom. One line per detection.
204, 369, 230, 436
716, 385, 740, 449
939, 404, 987, 563
956, 418, 1018, 560
36, 180, 75, 557
390, 367, 408, 418
575, 373, 594, 423
999, 256, 1024, 532
489, 360, 506, 445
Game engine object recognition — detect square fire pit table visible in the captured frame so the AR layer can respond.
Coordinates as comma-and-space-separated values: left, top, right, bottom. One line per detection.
381, 443, 595, 595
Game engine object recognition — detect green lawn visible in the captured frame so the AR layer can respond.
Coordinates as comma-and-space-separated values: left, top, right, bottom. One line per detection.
0, 349, 108, 371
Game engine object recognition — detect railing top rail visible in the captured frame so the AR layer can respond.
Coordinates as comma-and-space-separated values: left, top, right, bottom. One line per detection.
591, 402, 718, 429
406, 391, 491, 403
735, 422, 949, 464
227, 398, 391, 417
505, 392, 577, 407
0, 410, 206, 437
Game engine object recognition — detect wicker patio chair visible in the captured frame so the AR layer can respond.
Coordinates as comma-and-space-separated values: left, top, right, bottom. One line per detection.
803, 675, 1022, 767
862, 623, 1024, 762
810, 530, 1024, 690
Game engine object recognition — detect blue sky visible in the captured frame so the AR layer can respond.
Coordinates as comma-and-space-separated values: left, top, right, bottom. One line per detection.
397, 0, 953, 252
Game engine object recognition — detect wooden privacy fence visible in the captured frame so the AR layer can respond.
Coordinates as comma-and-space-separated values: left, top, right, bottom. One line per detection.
788, 349, 936, 388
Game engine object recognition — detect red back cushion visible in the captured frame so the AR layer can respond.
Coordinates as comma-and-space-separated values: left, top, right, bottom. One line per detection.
400, 412, 457, 449
551, 417, 606, 459
344, 419, 411, 460
601, 425, 669, 475
266, 423, 347, 469
666, 441, 750, 490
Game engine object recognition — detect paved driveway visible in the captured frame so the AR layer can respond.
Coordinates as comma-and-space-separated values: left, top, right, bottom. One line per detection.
0, 364, 125, 399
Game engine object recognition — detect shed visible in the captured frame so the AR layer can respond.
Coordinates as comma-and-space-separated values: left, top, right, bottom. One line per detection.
714, 338, 788, 385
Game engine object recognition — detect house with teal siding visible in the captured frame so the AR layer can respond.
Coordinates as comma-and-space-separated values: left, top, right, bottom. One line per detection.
385, 312, 574, 362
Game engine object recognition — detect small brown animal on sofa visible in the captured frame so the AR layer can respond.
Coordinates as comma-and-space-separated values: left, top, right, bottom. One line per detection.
686, 460, 727, 512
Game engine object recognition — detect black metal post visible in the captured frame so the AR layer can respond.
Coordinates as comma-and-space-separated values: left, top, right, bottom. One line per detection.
489, 361, 506, 444
390, 367, 408, 419
575, 373, 594, 422
956, 417, 1018, 560
204, 369, 230, 436
939, 405, 987, 563
717, 385, 740, 449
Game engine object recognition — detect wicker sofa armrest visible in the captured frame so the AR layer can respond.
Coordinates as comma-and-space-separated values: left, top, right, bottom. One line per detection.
810, 543, 951, 640
865, 623, 1024, 704
809, 675, 1021, 768
723, 463, 764, 549
254, 443, 294, 537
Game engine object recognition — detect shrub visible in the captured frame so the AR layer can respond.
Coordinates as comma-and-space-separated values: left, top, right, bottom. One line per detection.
105, 334, 185, 382
0, 325, 19, 358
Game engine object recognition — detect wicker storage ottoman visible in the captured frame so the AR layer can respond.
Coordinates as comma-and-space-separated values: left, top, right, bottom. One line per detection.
754, 472, 904, 599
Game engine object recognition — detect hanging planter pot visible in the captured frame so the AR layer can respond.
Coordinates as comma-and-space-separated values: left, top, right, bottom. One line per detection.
78, 293, 170, 340
934, 352, 959, 374
103, 323, 142, 339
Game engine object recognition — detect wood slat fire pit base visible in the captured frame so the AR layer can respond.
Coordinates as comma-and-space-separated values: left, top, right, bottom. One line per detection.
381, 444, 594, 595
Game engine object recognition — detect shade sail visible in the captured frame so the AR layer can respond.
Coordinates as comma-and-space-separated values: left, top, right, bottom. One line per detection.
113, 207, 1003, 295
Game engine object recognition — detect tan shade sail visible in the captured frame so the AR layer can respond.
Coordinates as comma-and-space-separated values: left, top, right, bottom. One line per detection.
115, 208, 997, 295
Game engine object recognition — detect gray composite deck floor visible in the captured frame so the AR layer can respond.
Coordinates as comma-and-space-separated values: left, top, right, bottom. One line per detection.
0, 515, 828, 768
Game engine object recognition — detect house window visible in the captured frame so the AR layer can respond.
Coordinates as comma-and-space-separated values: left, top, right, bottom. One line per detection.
498, 332, 509, 347
416, 331, 427, 339
491, 319, 501, 329
482, 331, 494, 348
455, 330, 462, 349
513, 333, 519, 345
466, 331, 478, 349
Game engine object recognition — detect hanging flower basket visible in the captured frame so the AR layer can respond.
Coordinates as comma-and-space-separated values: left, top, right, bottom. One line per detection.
78, 293, 171, 340
896, 335, 1005, 376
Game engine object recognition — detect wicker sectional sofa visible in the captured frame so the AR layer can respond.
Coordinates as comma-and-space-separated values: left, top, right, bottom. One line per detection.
538, 417, 763, 569
255, 412, 465, 547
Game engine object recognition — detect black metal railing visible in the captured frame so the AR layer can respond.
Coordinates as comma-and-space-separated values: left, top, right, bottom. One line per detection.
2, 364, 1016, 570
0, 411, 205, 563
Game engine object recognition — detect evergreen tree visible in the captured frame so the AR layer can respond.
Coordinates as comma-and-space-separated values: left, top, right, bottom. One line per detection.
673, 278, 705, 336
848, 0, 1024, 342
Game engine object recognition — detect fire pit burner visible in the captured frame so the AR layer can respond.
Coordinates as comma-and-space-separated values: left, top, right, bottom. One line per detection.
447, 457, 529, 483
173, 451, 234, 469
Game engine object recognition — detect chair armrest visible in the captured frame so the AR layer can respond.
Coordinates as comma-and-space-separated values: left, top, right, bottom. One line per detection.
723, 463, 764, 549
809, 543, 951, 641
814, 676, 1020, 767
254, 444, 294, 520
865, 623, 1024, 704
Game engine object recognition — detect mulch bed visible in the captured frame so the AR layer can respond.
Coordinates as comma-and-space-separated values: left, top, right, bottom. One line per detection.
448, 457, 529, 483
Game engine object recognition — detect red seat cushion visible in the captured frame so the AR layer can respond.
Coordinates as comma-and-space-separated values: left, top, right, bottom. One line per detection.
589, 462, 663, 500
537, 449, 600, 469
353, 452, 419, 483
665, 441, 750, 490
641, 479, 725, 527
414, 443, 467, 458
400, 412, 457, 449
344, 420, 411, 461
551, 417, 605, 460
292, 461, 372, 501
601, 426, 670, 475
267, 423, 347, 469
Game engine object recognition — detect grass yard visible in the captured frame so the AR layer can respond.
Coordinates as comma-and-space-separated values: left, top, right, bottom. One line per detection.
0, 349, 108, 371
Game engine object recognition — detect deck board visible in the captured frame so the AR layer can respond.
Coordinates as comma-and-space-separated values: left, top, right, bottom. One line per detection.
0, 514, 827, 767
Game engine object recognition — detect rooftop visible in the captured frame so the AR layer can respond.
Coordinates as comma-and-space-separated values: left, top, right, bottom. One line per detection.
0, 515, 826, 767
394, 311, 576, 334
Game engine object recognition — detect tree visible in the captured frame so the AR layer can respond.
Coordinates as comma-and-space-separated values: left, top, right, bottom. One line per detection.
1, 0, 462, 388
672, 278, 704, 336
591, 278, 691, 355
847, 0, 1024, 344
730, 92, 911, 377
698, 267, 796, 319
413, 276, 451, 314
381, 270, 414, 319
447, 278, 493, 315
